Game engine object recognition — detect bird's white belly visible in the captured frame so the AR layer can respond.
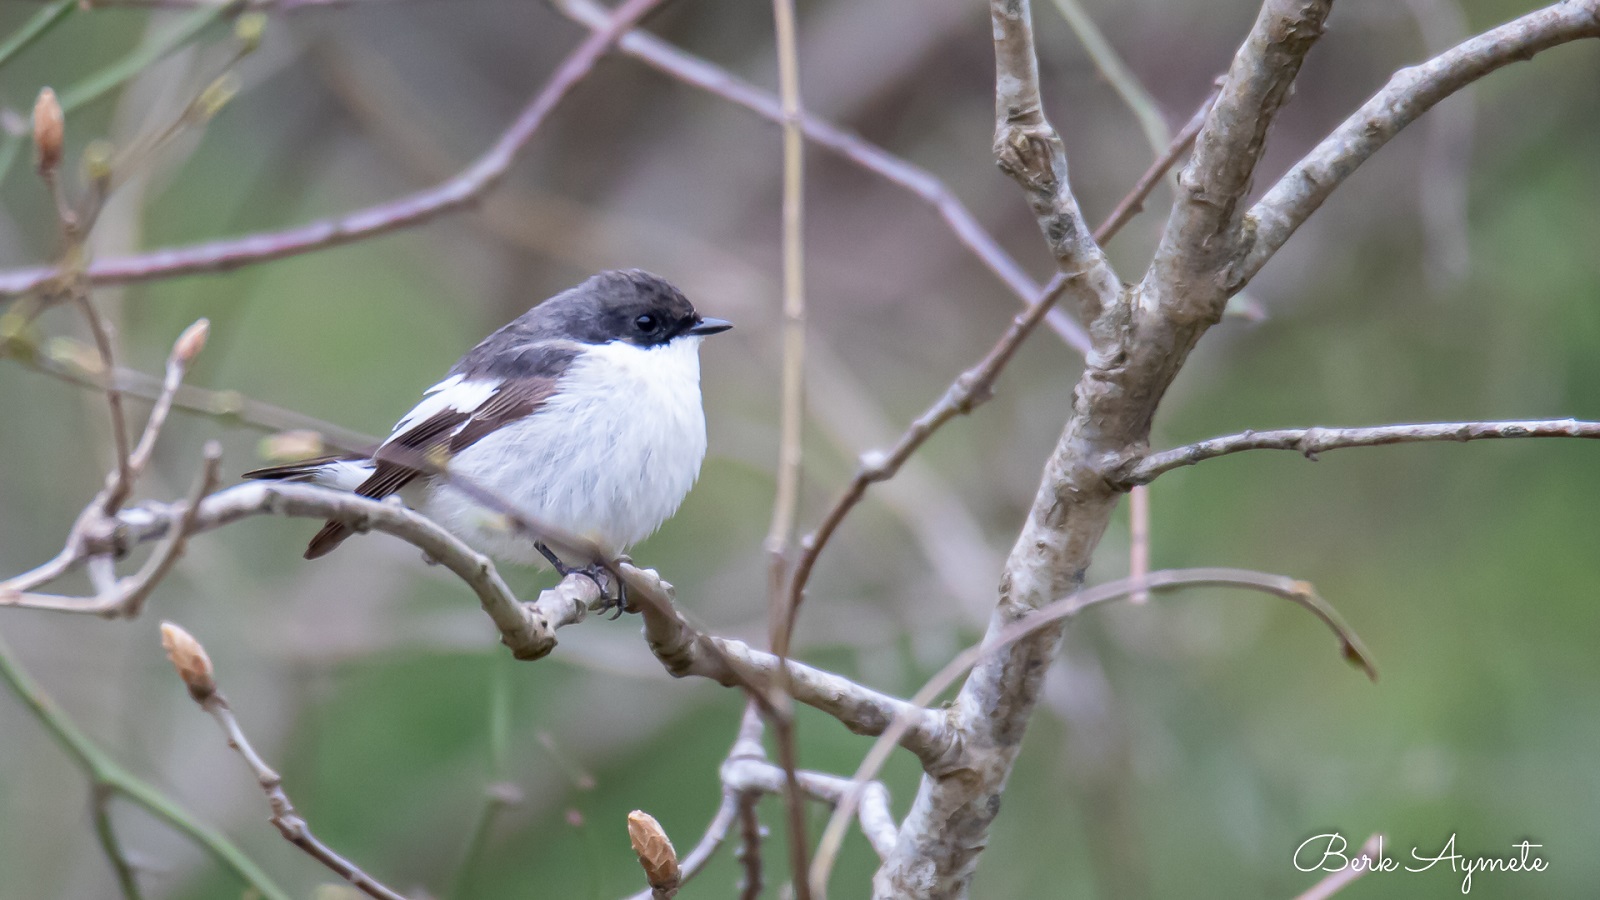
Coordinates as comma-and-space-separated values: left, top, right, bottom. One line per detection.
422, 338, 708, 565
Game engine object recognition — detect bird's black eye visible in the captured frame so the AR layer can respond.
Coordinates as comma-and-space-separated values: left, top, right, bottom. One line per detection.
634, 313, 660, 333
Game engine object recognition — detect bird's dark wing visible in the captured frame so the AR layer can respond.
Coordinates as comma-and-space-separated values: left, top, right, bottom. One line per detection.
303, 373, 565, 559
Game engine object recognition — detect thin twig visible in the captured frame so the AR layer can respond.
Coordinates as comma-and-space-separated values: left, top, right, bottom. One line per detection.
621, 703, 765, 900
74, 295, 135, 512
0, 633, 291, 900
162, 623, 410, 900
5, 443, 221, 617
736, 791, 764, 900
778, 86, 1208, 636
1233, 0, 1600, 289
762, 1, 813, 896
1128, 484, 1150, 604
5, 345, 377, 453
547, 0, 1094, 354
1123, 418, 1600, 486
1050, 0, 1171, 163
810, 567, 1375, 894
89, 785, 144, 900
1094, 92, 1214, 244
0, 0, 672, 298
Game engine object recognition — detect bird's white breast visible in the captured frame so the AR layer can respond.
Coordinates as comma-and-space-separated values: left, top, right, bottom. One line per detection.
423, 337, 708, 564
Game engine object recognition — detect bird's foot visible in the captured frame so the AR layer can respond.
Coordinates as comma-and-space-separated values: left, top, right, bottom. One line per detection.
537, 543, 627, 619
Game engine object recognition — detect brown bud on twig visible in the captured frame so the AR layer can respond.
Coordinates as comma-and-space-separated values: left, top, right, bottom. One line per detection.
32, 88, 64, 176
173, 318, 210, 365
627, 810, 681, 896
234, 12, 267, 54
160, 621, 216, 701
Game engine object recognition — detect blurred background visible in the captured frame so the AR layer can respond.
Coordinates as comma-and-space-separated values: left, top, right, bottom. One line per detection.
1, 0, 1597, 897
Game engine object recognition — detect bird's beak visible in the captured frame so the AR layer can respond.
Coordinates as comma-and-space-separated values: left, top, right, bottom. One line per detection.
688, 317, 733, 336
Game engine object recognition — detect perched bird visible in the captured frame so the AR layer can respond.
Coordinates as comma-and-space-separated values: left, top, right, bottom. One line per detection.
245, 269, 731, 598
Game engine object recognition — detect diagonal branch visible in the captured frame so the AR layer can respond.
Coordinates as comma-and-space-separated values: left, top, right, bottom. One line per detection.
1231, 0, 1600, 288
548, 0, 1093, 353
815, 567, 1374, 895
1124, 418, 1600, 486
1145, 0, 1333, 321
990, 0, 1121, 324
160, 623, 410, 900
0, 0, 670, 299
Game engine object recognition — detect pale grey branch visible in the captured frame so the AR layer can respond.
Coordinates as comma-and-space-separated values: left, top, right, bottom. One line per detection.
1126, 418, 1600, 485
990, 0, 1121, 324
1233, 0, 1600, 287
626, 564, 949, 767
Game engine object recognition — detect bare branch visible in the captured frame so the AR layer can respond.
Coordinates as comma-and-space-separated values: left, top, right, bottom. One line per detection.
161, 623, 411, 900
1124, 418, 1600, 486
0, 0, 670, 299
1146, 0, 1333, 320
991, 0, 1121, 322
620, 704, 764, 900
3, 442, 220, 617
548, 0, 1093, 353
74, 296, 135, 510
3, 480, 585, 657
1094, 92, 1214, 245
1232, 0, 1600, 288
0, 632, 292, 900
6, 346, 378, 453
815, 567, 1374, 895
761, 6, 814, 894
786, 274, 1072, 627
784, 89, 1208, 629
624, 563, 950, 766
722, 758, 898, 862
736, 791, 764, 900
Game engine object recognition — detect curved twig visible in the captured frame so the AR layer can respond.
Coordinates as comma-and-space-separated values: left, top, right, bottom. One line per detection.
1124, 418, 1600, 486
811, 567, 1375, 895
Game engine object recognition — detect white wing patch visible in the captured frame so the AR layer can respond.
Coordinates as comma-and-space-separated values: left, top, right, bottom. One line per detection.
308, 459, 376, 491
388, 374, 500, 441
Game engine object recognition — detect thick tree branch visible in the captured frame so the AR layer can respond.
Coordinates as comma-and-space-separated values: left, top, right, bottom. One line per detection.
4, 480, 590, 658
1233, 0, 1600, 287
1125, 418, 1600, 485
1145, 0, 1332, 321
821, 568, 1372, 896
0, 0, 668, 299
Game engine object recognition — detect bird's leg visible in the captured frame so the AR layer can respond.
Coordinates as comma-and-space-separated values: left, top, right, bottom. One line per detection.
535, 542, 626, 618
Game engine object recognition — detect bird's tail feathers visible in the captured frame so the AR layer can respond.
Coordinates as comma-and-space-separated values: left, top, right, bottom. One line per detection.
243, 456, 375, 492
244, 455, 372, 559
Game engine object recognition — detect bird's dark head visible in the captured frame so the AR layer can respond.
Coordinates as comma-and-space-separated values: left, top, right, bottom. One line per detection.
534, 269, 732, 348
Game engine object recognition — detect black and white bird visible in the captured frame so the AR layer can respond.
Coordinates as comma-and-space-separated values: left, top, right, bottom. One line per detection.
245, 269, 731, 586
